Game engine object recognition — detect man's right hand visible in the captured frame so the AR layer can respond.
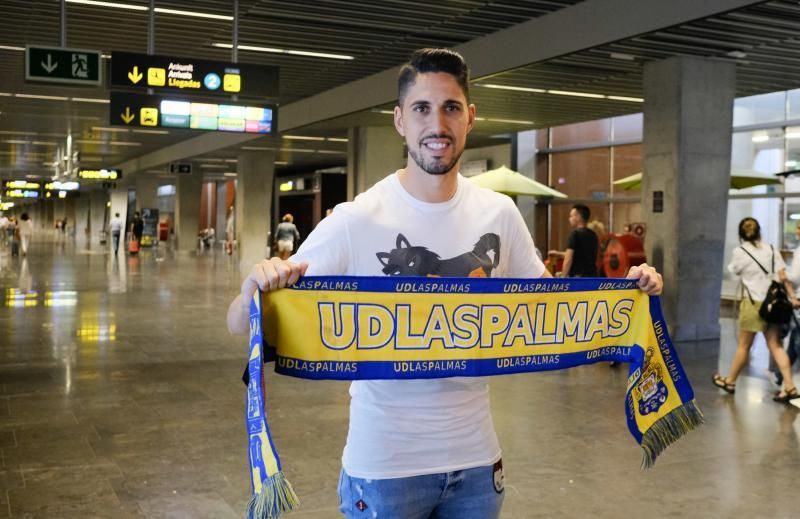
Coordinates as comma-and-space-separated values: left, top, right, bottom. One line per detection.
240, 257, 309, 306
228, 257, 309, 335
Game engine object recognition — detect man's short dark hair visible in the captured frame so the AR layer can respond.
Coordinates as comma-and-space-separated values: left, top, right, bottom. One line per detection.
572, 204, 590, 223
398, 48, 470, 105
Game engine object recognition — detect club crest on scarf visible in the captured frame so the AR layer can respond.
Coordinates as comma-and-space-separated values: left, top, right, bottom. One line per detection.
634, 347, 669, 416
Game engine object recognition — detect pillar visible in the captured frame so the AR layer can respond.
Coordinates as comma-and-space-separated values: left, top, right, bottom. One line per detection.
515, 129, 539, 236
642, 56, 735, 342
89, 190, 108, 247
174, 166, 202, 252
347, 126, 405, 199
75, 194, 91, 248
135, 174, 160, 212
236, 151, 274, 274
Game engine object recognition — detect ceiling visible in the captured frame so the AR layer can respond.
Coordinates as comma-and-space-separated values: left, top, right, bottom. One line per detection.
1, 0, 800, 185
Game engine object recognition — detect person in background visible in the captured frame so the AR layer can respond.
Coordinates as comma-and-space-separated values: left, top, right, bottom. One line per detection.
274, 213, 300, 261
772, 221, 800, 388
548, 204, 599, 277
130, 211, 144, 246
0, 214, 8, 246
18, 213, 33, 256
225, 206, 235, 255
109, 212, 124, 255
714, 217, 800, 402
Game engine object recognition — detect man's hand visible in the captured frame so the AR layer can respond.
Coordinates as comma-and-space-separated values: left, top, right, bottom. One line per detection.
626, 263, 663, 296
240, 257, 308, 305
228, 258, 308, 335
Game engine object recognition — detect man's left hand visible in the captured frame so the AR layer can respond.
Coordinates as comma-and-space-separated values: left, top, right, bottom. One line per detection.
626, 263, 663, 295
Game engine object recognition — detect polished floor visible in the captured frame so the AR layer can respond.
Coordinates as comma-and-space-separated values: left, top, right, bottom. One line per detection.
0, 237, 798, 518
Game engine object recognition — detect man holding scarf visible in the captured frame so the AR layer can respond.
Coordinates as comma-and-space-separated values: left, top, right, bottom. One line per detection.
228, 48, 663, 518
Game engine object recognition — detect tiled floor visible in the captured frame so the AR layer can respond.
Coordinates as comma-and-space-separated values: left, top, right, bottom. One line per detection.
0, 239, 798, 518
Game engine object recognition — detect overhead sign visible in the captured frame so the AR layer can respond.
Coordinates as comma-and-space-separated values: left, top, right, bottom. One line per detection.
110, 52, 279, 98
5, 180, 40, 189
170, 163, 192, 174
78, 168, 122, 180
4, 189, 39, 199
45, 181, 80, 191
26, 46, 102, 86
110, 92, 276, 134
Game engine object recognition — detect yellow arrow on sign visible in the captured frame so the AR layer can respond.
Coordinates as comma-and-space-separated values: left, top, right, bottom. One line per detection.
120, 107, 135, 124
128, 66, 143, 84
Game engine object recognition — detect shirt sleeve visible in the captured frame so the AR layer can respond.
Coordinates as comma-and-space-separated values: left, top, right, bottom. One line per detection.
774, 245, 787, 275
790, 247, 800, 286
290, 208, 350, 276
728, 247, 746, 277
504, 199, 546, 278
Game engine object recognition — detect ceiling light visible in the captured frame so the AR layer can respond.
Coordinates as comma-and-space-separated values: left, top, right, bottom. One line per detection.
607, 95, 644, 102
0, 131, 37, 136
280, 148, 315, 153
751, 134, 769, 143
327, 138, 348, 142
786, 132, 800, 139
132, 129, 169, 134
154, 7, 232, 20
223, 172, 238, 177
3, 139, 29, 144
479, 84, 546, 93
0, 93, 13, 96
213, 43, 354, 60
71, 97, 110, 103
274, 161, 289, 165
316, 150, 346, 154
372, 109, 394, 115
726, 50, 747, 59
92, 126, 128, 133
65, 0, 148, 11
0, 45, 24, 51
31, 141, 58, 146
199, 164, 228, 168
74, 139, 141, 146
610, 52, 636, 61
283, 135, 325, 141
547, 90, 605, 99
15, 93, 69, 101
485, 118, 534, 125
241, 146, 276, 151
224, 159, 238, 163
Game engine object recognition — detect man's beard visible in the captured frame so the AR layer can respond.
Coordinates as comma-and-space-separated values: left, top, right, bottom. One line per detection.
408, 140, 463, 176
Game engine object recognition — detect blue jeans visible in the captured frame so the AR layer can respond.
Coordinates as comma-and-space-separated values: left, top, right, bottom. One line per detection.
338, 461, 504, 519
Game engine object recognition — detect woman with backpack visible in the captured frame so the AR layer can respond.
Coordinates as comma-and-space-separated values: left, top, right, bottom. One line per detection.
713, 217, 800, 402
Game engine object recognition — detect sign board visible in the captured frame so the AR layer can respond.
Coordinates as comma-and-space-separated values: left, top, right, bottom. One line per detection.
652, 191, 664, 213
78, 168, 122, 180
141, 208, 159, 247
26, 46, 102, 86
110, 51, 279, 98
110, 92, 276, 134
170, 163, 192, 174
4, 189, 39, 199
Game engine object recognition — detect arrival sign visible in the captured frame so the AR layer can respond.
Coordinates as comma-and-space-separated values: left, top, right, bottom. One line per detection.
26, 46, 102, 86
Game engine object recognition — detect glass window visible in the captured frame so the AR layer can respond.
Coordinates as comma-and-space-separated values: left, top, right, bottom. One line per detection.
612, 113, 642, 142
551, 119, 611, 148
788, 89, 800, 121
730, 128, 785, 195
733, 91, 786, 127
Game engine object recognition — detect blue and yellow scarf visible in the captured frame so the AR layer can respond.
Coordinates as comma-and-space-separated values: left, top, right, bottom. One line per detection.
245, 276, 703, 518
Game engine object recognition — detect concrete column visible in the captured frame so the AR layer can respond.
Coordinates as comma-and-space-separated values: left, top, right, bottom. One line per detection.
347, 126, 405, 199
515, 129, 539, 235
89, 190, 108, 247
642, 56, 735, 342
174, 167, 202, 252
75, 194, 91, 248
109, 188, 129, 240
135, 174, 160, 211
236, 151, 275, 274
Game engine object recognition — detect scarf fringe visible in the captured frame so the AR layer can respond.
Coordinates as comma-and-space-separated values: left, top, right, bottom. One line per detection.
246, 471, 300, 519
640, 399, 705, 469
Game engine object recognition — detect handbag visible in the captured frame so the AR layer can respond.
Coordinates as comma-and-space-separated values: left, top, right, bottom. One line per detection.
739, 245, 793, 325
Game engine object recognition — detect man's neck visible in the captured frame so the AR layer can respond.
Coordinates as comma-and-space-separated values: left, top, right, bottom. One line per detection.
397, 161, 459, 203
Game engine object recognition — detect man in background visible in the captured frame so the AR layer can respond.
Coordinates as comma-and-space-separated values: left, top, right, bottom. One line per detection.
549, 204, 599, 277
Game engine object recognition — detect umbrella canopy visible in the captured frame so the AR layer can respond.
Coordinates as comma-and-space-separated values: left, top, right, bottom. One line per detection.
467, 165, 567, 198
613, 171, 782, 191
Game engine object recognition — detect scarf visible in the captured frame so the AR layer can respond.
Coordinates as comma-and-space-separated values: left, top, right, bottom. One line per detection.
245, 276, 704, 518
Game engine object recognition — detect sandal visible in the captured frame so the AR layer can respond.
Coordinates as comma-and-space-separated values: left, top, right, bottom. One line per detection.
712, 374, 736, 394
772, 386, 800, 403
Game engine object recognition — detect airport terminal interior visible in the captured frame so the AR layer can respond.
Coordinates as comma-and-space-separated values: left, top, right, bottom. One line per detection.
2, 0, 800, 517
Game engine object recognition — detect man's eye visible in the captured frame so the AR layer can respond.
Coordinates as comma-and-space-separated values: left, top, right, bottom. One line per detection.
413, 105, 428, 113
446, 104, 461, 112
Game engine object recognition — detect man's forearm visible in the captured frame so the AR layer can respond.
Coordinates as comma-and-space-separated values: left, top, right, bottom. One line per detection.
227, 294, 250, 335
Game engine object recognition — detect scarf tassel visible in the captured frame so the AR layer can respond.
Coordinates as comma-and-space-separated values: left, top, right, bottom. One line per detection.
640, 399, 705, 469
246, 471, 300, 519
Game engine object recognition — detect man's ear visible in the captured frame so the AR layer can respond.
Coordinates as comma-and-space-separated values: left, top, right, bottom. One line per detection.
467, 103, 476, 134
394, 105, 405, 137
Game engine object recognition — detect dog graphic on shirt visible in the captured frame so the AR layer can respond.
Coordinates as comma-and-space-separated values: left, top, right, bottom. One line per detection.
376, 233, 500, 277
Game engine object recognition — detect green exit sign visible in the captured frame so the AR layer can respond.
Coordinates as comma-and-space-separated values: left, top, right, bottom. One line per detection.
26, 46, 102, 86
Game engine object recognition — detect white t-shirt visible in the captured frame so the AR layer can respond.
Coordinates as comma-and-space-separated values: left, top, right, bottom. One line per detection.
291, 172, 545, 479
728, 241, 786, 302
109, 217, 123, 233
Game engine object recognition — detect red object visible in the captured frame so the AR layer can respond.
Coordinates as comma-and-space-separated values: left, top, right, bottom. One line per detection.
603, 233, 646, 277
129, 239, 140, 255
158, 222, 169, 241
